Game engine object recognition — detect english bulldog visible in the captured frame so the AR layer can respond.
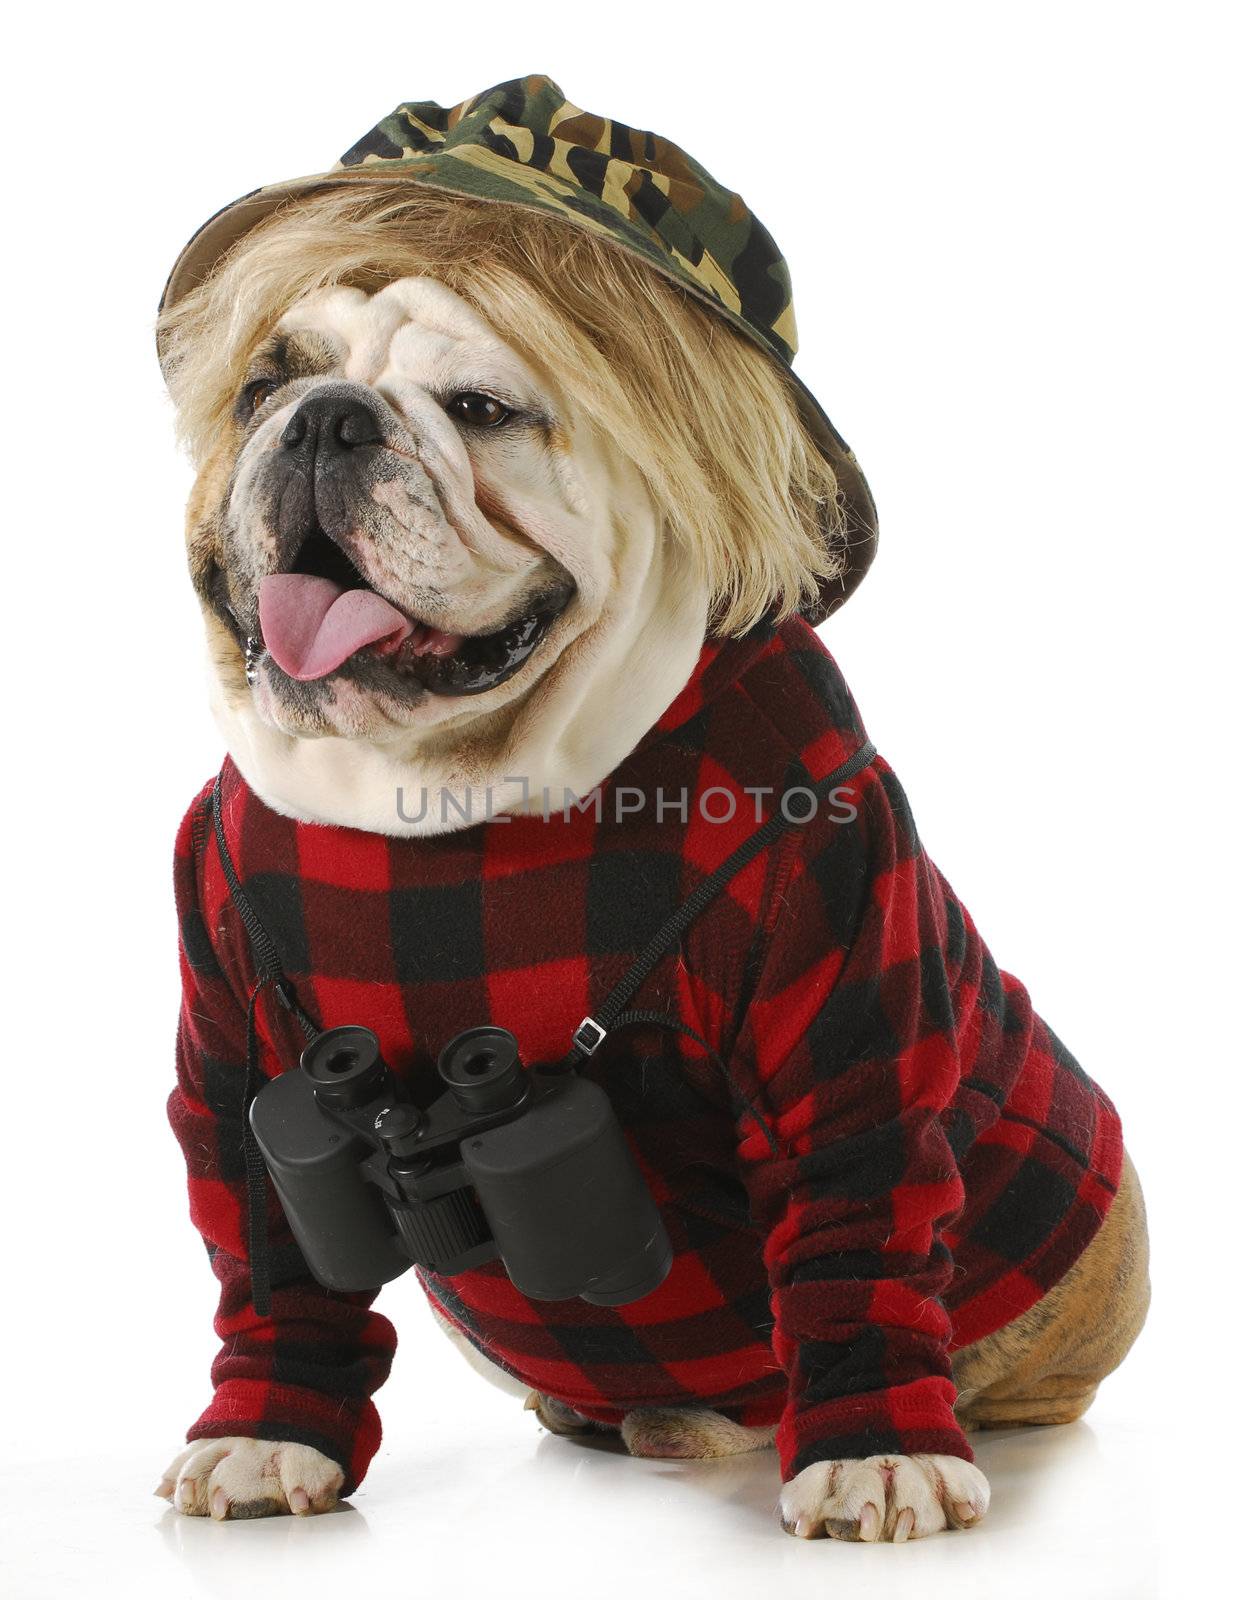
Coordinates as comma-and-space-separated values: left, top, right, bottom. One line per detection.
153, 79, 1148, 1540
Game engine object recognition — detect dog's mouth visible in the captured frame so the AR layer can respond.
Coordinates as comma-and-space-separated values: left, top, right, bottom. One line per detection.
248, 525, 573, 697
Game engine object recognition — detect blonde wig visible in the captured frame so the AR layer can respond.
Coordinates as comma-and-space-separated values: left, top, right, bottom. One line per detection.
158, 183, 845, 637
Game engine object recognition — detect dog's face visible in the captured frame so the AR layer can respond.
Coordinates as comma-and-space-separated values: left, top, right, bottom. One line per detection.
193, 276, 673, 746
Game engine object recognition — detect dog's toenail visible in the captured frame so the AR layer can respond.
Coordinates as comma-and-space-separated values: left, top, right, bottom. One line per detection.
289, 1487, 311, 1514
210, 1488, 229, 1520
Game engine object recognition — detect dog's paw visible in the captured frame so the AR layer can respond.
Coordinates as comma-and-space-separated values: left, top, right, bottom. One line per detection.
155, 1438, 344, 1520
621, 1407, 775, 1459
779, 1454, 990, 1542
524, 1390, 601, 1435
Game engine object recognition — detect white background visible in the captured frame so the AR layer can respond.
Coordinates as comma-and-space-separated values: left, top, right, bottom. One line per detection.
1, 3, 1240, 1596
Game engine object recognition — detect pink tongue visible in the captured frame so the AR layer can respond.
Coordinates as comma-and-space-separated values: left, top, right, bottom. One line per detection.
259, 574, 414, 682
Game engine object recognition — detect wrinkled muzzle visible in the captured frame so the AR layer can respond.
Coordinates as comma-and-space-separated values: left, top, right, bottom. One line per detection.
227, 379, 574, 698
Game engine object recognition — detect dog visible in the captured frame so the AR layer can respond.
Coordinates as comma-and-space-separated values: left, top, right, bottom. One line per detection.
153, 78, 1148, 1541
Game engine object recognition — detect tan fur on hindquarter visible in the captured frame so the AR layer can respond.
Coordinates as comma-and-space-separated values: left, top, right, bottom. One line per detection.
952, 1148, 1150, 1428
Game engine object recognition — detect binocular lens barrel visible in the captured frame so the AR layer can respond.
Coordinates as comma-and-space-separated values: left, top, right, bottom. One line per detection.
462, 1074, 673, 1304
249, 1055, 414, 1291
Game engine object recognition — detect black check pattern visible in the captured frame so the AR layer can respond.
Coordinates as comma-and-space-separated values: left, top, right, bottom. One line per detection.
168, 616, 1123, 1490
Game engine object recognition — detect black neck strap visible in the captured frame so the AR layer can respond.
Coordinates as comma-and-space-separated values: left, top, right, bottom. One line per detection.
556, 739, 877, 1071
211, 776, 319, 1042
210, 773, 318, 1318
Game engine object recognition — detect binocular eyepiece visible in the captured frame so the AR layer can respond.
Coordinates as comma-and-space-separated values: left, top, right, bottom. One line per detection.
249, 1024, 673, 1308
437, 1027, 527, 1114
301, 1025, 388, 1107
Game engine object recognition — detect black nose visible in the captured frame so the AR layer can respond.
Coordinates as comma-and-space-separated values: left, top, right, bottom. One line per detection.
281, 392, 382, 461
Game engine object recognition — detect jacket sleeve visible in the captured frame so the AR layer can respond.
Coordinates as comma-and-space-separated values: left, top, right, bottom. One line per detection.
167, 789, 398, 1495
729, 758, 972, 1482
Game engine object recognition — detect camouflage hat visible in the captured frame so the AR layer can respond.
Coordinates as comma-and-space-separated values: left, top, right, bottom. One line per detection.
159, 74, 877, 621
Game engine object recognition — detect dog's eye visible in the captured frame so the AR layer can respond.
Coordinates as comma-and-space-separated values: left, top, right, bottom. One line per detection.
446, 391, 514, 429
239, 378, 279, 420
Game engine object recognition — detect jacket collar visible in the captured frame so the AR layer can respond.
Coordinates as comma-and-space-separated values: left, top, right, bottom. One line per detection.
634, 619, 780, 756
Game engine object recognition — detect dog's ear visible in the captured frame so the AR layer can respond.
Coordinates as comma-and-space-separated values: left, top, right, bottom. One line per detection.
183, 440, 232, 600
182, 436, 251, 698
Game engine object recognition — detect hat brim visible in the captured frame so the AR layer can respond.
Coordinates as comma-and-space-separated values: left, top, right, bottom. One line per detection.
158, 171, 877, 625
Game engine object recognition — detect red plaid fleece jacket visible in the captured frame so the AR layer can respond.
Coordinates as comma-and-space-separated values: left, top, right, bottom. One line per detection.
169, 616, 1123, 1491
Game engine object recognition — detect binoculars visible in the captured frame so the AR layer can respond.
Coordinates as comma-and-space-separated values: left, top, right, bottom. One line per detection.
249, 1024, 674, 1306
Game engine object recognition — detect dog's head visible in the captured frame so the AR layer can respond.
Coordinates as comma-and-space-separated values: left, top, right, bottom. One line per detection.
160, 183, 852, 831
191, 270, 599, 741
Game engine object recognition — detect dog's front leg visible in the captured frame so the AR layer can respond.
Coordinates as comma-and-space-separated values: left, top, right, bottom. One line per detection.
728, 793, 995, 1539
160, 797, 399, 1519
779, 1454, 990, 1541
